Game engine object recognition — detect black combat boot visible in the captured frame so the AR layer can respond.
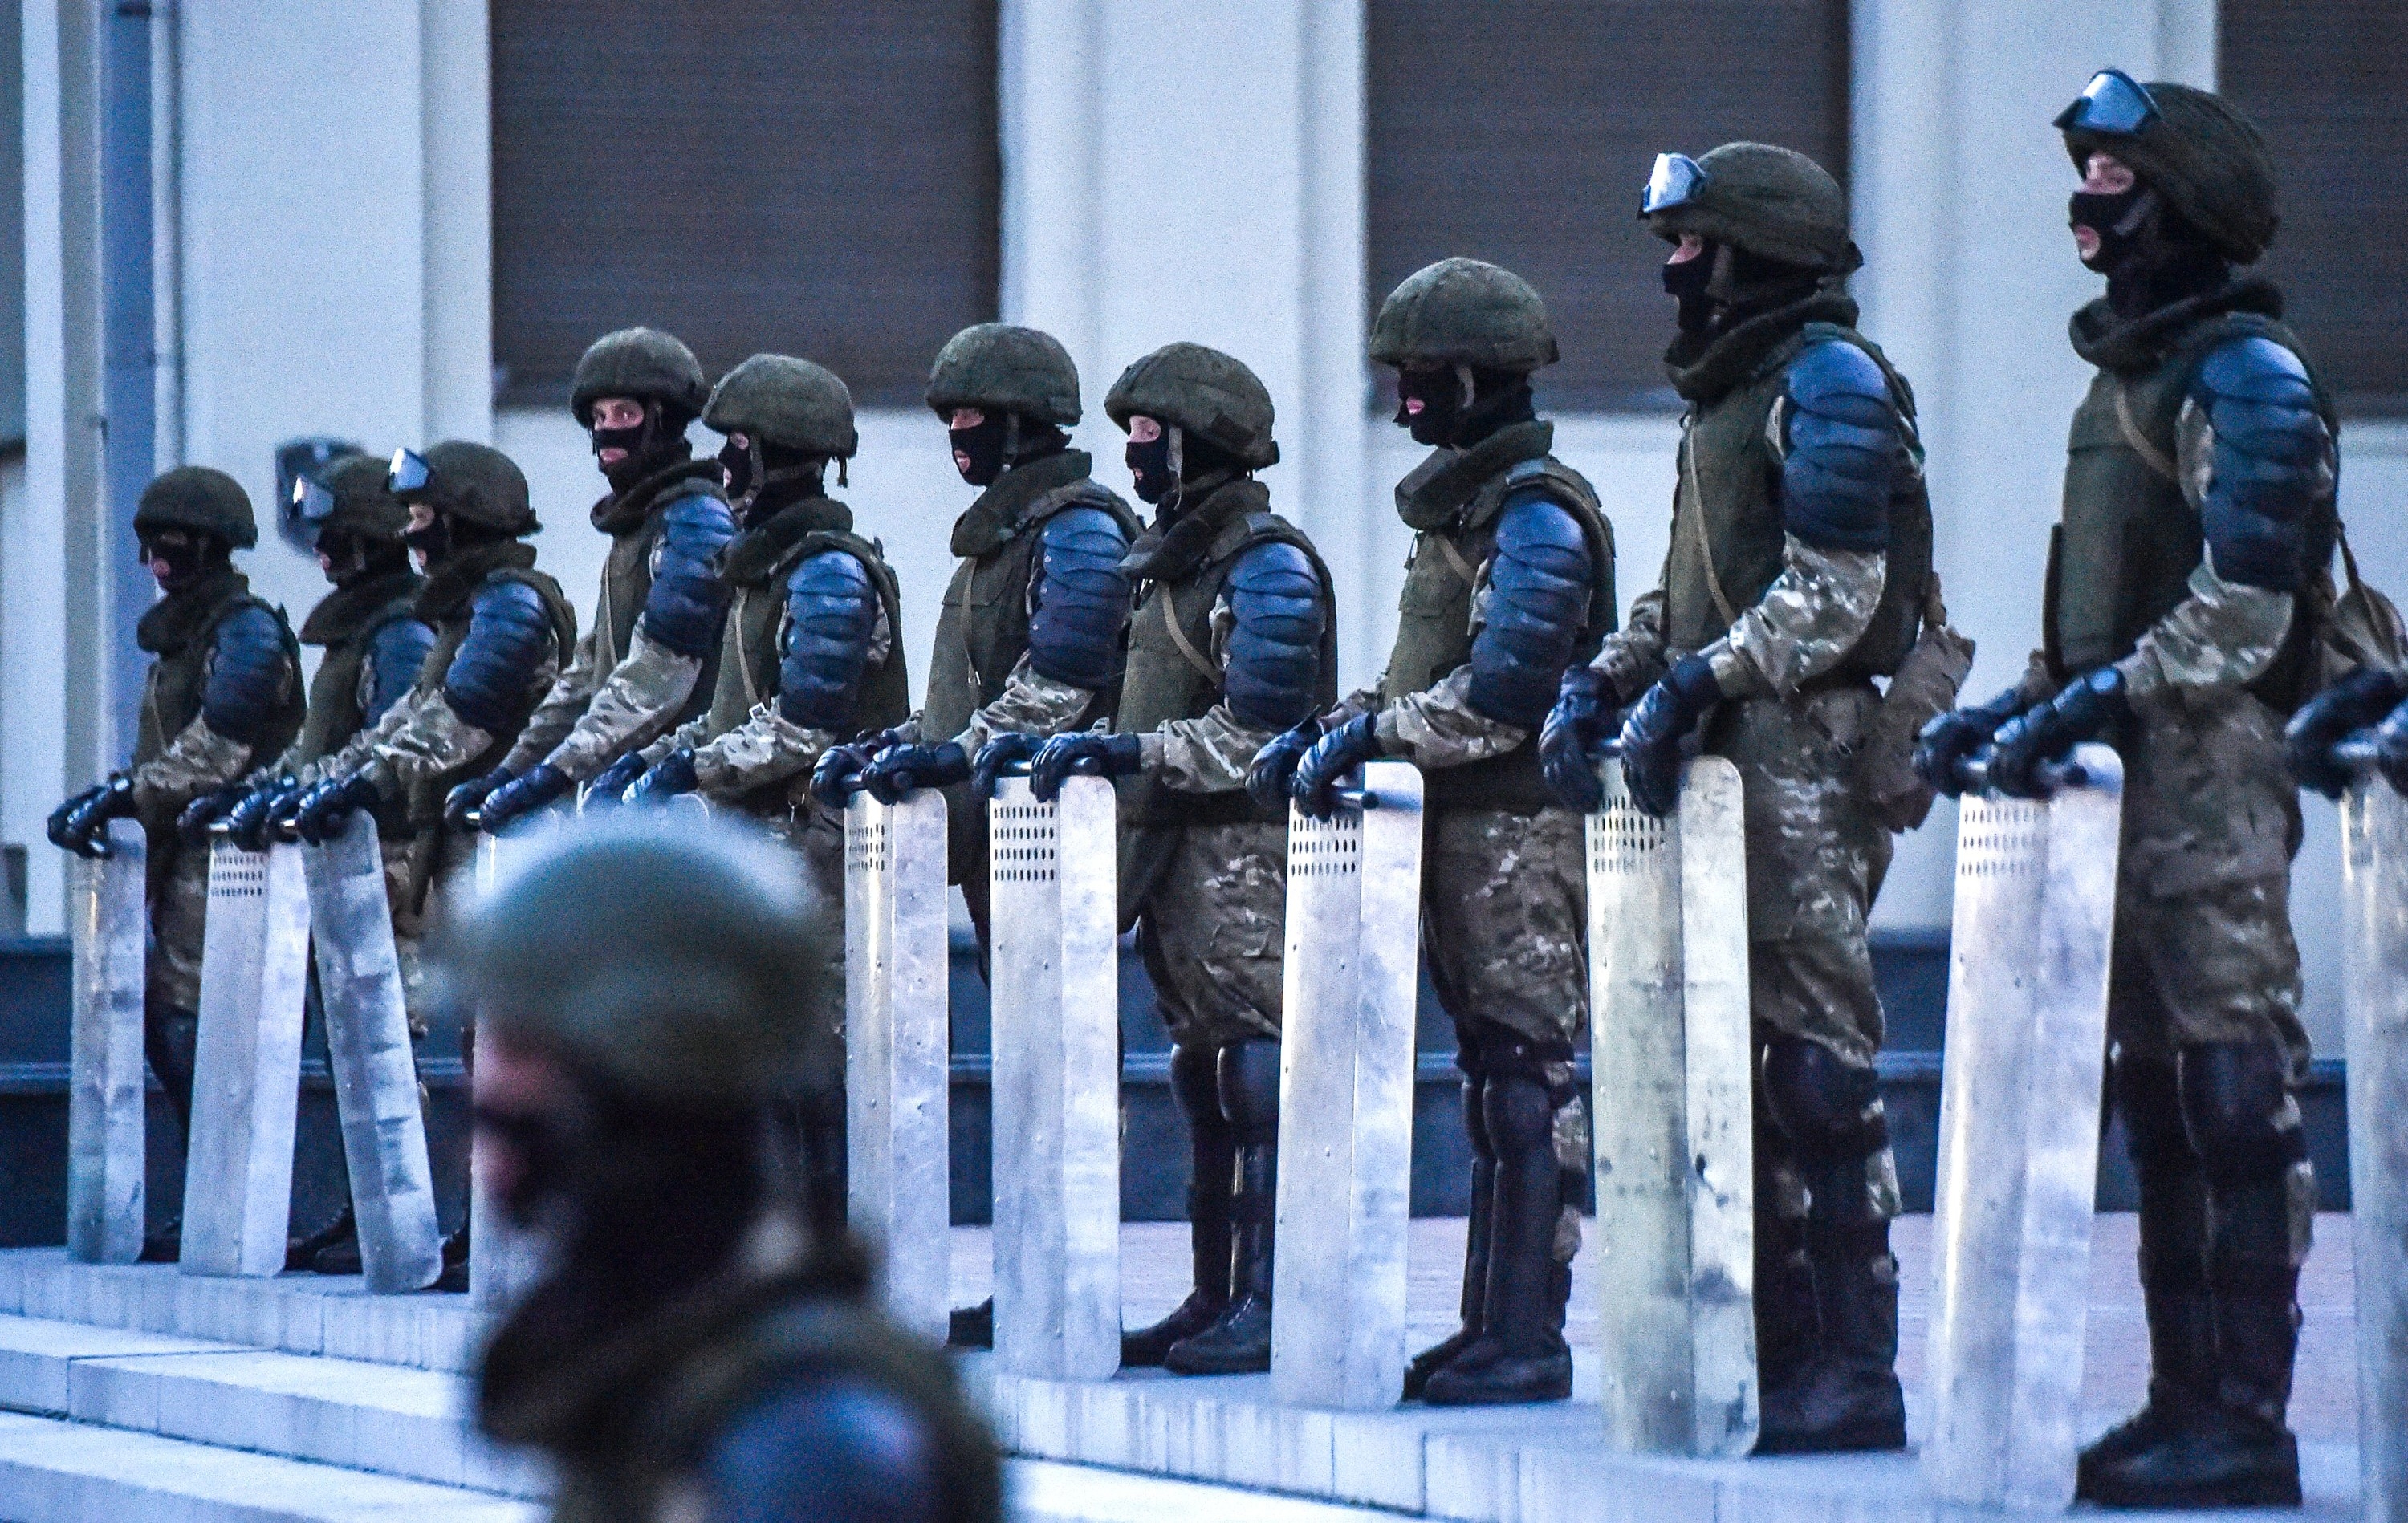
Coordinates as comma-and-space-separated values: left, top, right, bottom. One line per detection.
433, 1224, 470, 1293
1165, 1040, 1278, 1375
1405, 1058, 1493, 1399
1125, 1045, 1235, 1366
289, 1204, 359, 1273
2078, 1056, 2216, 1495
1422, 1065, 1572, 1406
1751, 1095, 1822, 1423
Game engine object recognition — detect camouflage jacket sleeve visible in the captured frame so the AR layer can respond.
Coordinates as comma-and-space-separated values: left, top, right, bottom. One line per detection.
633, 714, 712, 770
950, 652, 1096, 753
1591, 588, 1670, 700
129, 717, 254, 813
1135, 588, 1283, 794
1702, 538, 1886, 698
689, 701, 835, 796
292, 700, 415, 789
2112, 561, 2292, 698
1373, 668, 1525, 767
526, 620, 705, 782
354, 687, 497, 802
500, 626, 600, 774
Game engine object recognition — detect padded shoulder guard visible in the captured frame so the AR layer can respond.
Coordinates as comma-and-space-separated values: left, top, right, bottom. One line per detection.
702, 1372, 943, 1523
447, 579, 560, 733
1027, 505, 1134, 692
201, 602, 298, 745
2186, 335, 2337, 593
777, 547, 881, 731
1779, 339, 1905, 554
1222, 540, 1328, 733
361, 616, 437, 726
642, 490, 739, 659
1466, 492, 1598, 729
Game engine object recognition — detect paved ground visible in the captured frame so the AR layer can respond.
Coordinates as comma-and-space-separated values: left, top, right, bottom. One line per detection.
951, 1212, 2361, 1444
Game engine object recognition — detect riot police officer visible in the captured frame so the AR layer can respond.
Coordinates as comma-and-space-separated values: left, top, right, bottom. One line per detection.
1917, 75, 2336, 1508
50, 468, 305, 1254
1540, 143, 1931, 1452
452, 328, 735, 833
1005, 343, 1334, 1375
807, 323, 1137, 1349
454, 816, 1001, 1523
1254, 258, 1613, 1406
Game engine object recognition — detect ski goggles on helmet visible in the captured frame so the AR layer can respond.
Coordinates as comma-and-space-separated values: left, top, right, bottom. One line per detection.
290, 476, 337, 546
2054, 68, 2158, 137
386, 447, 434, 500
1639, 152, 1708, 217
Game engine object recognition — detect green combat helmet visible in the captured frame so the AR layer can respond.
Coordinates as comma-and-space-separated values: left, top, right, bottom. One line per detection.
135, 465, 258, 549
412, 441, 539, 536
1104, 342, 1279, 469
441, 815, 834, 1108
2061, 80, 2280, 265
925, 323, 1082, 428
1646, 141, 1859, 274
1369, 257, 1560, 372
704, 354, 860, 460
569, 327, 710, 426
312, 453, 412, 542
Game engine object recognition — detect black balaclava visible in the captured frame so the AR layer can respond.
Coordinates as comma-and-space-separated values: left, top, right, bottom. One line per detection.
718, 435, 828, 525
2070, 179, 2230, 319
1393, 366, 1537, 449
316, 528, 410, 589
591, 401, 693, 494
1127, 426, 1240, 512
950, 410, 1071, 488
1665, 239, 1825, 338
405, 510, 510, 572
1662, 241, 1719, 334
140, 528, 225, 594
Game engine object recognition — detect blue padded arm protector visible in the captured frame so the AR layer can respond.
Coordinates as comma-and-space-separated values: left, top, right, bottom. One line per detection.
2190, 336, 2333, 593
641, 491, 738, 658
445, 579, 559, 733
200, 603, 295, 745
1025, 506, 1134, 692
1466, 492, 1597, 729
1221, 541, 1327, 733
701, 1372, 942, 1523
1780, 339, 1903, 554
361, 616, 437, 727
776, 548, 881, 731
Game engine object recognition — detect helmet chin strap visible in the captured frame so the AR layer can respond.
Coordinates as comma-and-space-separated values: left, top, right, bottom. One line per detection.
1165, 424, 1186, 513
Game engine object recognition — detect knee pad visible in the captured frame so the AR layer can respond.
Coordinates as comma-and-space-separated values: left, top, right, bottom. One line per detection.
2113, 1050, 2193, 1168
1218, 1038, 1282, 1145
1481, 1071, 1558, 1157
1759, 1037, 1886, 1163
1168, 1042, 1222, 1123
2177, 1042, 2308, 1184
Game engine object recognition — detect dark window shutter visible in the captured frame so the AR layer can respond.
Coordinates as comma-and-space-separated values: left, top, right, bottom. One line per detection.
1368, 0, 1850, 413
2220, 2, 2408, 415
492, 1, 1000, 410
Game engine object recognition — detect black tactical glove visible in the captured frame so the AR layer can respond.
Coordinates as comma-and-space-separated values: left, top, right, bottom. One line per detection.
1914, 682, 2033, 798
2284, 665, 2408, 800
970, 733, 1041, 798
53, 776, 134, 859
626, 749, 698, 806
1989, 665, 2126, 799
2374, 696, 2408, 798
1291, 712, 1385, 819
224, 777, 300, 851
444, 767, 513, 832
809, 729, 900, 810
177, 782, 251, 844
1616, 655, 1722, 818
1540, 667, 1617, 813
1030, 732, 1142, 802
477, 762, 571, 833
862, 742, 972, 806
1246, 716, 1326, 815
584, 751, 649, 810
294, 772, 382, 845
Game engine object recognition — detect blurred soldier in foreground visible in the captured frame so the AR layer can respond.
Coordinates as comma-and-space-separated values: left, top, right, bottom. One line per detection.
1255, 258, 1613, 1406
452, 327, 735, 833
1009, 343, 1333, 1375
457, 818, 1000, 1523
49, 467, 305, 1257
1917, 74, 2338, 1509
1542, 143, 1937, 1452
188, 453, 434, 1274
812, 323, 1136, 1348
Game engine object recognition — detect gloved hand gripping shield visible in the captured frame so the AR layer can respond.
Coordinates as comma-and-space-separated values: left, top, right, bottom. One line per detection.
1922, 742, 2125, 1510
1585, 752, 1757, 1457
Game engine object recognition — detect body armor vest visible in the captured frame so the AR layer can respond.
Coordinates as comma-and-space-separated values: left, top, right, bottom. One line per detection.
1378, 436, 1614, 814
291, 568, 425, 766
408, 544, 576, 830
1115, 480, 1337, 829
592, 458, 726, 726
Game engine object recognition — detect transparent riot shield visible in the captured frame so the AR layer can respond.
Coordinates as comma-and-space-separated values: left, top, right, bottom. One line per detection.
180, 838, 312, 1277
2341, 769, 2408, 1523
1588, 754, 1755, 1457
986, 774, 1121, 1380
469, 827, 541, 1310
1270, 761, 1423, 1409
1922, 742, 2124, 1511
302, 813, 442, 1293
844, 788, 952, 1341
67, 821, 148, 1263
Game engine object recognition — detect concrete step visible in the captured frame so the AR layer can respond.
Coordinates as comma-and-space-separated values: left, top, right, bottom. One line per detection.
0, 1410, 533, 1523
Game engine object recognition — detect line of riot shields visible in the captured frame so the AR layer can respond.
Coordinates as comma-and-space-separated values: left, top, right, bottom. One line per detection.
59, 726, 2408, 1509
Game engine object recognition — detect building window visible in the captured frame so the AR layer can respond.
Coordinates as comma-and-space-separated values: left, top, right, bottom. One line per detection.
491, 1, 1000, 410
2221, 2, 2408, 416
1368, 0, 1850, 413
